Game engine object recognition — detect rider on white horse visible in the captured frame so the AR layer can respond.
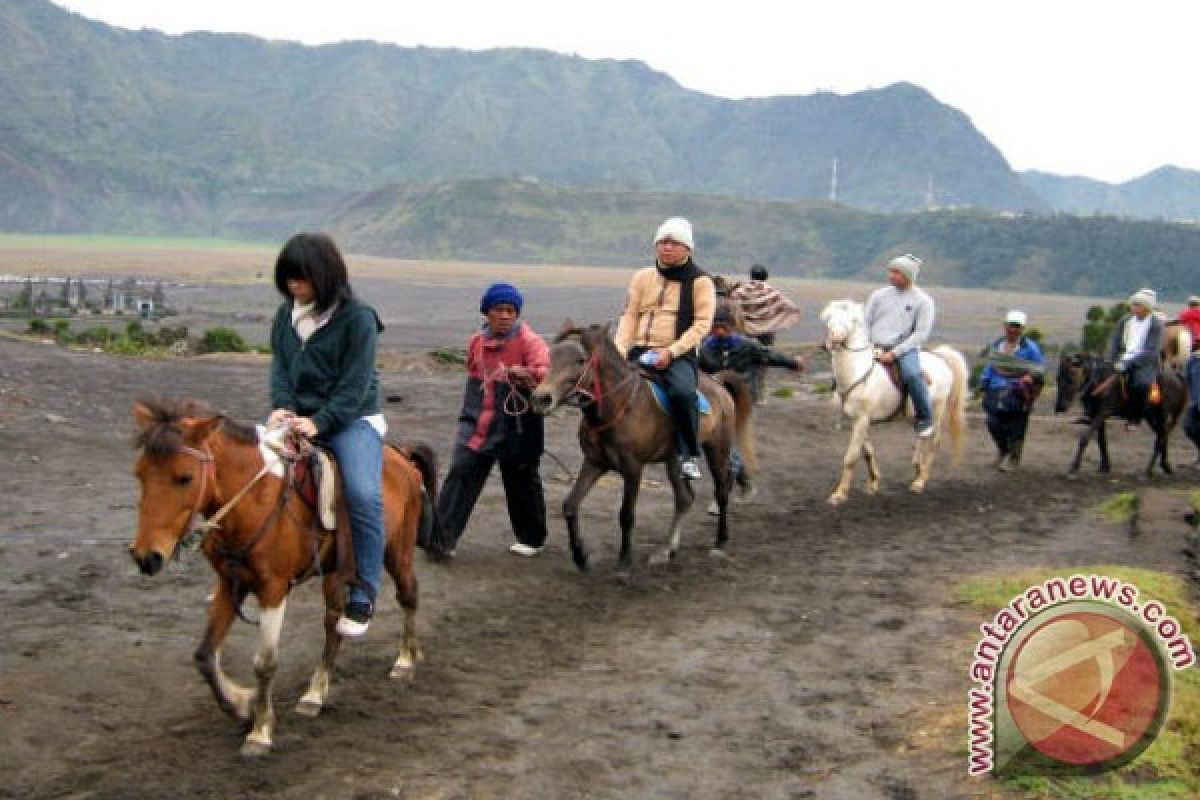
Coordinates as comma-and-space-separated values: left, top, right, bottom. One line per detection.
865, 254, 936, 439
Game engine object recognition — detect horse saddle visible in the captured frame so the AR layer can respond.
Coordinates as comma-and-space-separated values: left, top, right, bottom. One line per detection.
259, 426, 338, 530
292, 449, 338, 531
648, 380, 712, 416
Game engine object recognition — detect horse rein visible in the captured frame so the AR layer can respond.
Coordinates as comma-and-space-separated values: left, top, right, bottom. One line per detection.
828, 320, 878, 402
572, 352, 643, 433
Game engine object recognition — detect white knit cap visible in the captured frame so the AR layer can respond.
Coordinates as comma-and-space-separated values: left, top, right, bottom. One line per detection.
886, 253, 922, 282
1128, 288, 1157, 309
1005, 309, 1027, 327
1188, 295, 1200, 306
654, 217, 694, 250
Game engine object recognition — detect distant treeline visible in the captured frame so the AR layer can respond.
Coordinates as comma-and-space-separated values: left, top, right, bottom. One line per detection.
330, 179, 1200, 300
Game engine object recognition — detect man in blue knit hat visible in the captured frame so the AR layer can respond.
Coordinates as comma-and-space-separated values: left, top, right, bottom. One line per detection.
429, 282, 551, 560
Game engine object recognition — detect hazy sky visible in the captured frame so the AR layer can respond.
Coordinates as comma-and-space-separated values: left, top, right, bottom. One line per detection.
53, 0, 1199, 184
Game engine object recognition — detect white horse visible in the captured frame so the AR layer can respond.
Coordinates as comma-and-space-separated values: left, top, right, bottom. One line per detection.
819, 300, 969, 505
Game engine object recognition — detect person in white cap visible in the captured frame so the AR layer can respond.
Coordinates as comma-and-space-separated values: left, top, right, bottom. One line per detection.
977, 310, 1045, 470
614, 216, 716, 480
864, 253, 936, 438
1108, 288, 1163, 428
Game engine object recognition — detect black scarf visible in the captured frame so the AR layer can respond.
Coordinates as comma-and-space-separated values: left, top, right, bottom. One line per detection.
656, 258, 703, 339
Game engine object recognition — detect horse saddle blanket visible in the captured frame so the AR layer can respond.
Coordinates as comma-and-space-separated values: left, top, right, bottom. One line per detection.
294, 450, 338, 531
648, 380, 712, 416
258, 426, 338, 530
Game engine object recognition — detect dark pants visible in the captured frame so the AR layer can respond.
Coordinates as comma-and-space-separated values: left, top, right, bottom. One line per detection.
985, 409, 1030, 462
751, 333, 775, 401
1185, 356, 1200, 455
436, 444, 548, 549
1123, 363, 1156, 424
630, 348, 701, 459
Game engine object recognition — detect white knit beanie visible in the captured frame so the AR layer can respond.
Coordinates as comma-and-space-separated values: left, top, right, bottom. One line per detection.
654, 217, 694, 250
886, 253, 922, 282
1128, 288, 1157, 310
1005, 309, 1027, 327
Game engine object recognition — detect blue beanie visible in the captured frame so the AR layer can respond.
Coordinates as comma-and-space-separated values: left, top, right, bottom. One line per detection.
480, 282, 523, 314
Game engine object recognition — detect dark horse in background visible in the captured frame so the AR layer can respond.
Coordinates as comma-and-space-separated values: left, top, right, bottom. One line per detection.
530, 322, 756, 572
1055, 353, 1186, 477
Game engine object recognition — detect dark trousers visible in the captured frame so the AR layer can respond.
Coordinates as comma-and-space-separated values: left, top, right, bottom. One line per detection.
629, 349, 701, 459
1186, 356, 1200, 455
436, 444, 548, 549
750, 333, 775, 401
985, 409, 1030, 461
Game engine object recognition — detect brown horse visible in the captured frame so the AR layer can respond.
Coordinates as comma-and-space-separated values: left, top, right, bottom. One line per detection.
128, 399, 436, 756
530, 322, 756, 572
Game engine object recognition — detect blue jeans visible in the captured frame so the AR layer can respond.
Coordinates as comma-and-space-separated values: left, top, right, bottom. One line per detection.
896, 349, 932, 424
323, 419, 385, 608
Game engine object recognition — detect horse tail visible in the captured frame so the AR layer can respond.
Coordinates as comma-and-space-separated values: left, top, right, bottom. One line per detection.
933, 346, 969, 464
717, 370, 758, 477
395, 440, 440, 551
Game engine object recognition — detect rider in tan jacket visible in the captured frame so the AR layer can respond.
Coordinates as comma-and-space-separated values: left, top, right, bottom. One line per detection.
614, 217, 716, 480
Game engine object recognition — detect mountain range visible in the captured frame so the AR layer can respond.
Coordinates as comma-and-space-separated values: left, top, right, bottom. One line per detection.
2, 0, 1200, 295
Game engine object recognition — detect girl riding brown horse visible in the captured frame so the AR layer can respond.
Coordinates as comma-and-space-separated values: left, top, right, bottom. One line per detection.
129, 399, 435, 756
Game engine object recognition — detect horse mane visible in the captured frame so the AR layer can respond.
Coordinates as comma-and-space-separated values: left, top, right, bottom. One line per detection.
134, 397, 257, 455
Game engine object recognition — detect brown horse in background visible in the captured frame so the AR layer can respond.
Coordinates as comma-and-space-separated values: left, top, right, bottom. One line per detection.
530, 322, 756, 572
128, 399, 436, 756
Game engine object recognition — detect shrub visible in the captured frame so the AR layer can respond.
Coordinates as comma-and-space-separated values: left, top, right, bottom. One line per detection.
27, 317, 50, 335
198, 326, 249, 354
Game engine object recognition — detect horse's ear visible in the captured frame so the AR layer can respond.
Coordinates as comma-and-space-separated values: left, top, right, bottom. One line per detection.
179, 414, 222, 444
133, 401, 156, 432
559, 318, 577, 334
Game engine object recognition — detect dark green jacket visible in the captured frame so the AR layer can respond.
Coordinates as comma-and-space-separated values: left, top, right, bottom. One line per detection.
269, 296, 383, 435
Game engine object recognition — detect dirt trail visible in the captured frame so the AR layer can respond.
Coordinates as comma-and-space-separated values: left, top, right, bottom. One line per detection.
1, 334, 1196, 800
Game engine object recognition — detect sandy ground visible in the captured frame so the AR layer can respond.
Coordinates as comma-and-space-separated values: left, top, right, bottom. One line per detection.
1, 286, 1198, 799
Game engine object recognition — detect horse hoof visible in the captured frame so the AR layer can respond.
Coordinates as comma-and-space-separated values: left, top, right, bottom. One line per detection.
709, 548, 730, 560
389, 664, 415, 682
240, 739, 271, 758
294, 699, 322, 717
827, 494, 846, 506
866, 484, 879, 496
909, 483, 925, 494
648, 550, 673, 567
571, 551, 590, 572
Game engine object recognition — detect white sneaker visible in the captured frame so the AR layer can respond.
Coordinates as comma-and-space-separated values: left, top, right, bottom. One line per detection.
335, 601, 372, 638
680, 458, 703, 481
508, 542, 543, 557
916, 420, 935, 439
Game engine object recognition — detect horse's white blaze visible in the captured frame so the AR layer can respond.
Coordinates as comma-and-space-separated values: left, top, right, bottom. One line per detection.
212, 650, 253, 719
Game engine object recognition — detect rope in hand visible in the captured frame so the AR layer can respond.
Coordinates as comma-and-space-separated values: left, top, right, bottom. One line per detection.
483, 365, 535, 417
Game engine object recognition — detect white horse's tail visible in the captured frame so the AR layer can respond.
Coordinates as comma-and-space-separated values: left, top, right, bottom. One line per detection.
932, 346, 969, 464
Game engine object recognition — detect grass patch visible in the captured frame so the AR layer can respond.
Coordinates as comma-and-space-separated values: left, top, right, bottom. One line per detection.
955, 566, 1199, 799
771, 386, 794, 399
1097, 491, 1139, 523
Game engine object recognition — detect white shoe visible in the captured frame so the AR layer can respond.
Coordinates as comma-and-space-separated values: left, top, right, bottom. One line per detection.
680, 458, 703, 481
706, 500, 720, 516
335, 601, 372, 638
916, 420, 935, 439
508, 542, 543, 557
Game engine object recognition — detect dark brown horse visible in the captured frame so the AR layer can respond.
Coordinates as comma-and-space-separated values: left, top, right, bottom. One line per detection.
530, 322, 756, 572
128, 399, 436, 755
1054, 355, 1186, 477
